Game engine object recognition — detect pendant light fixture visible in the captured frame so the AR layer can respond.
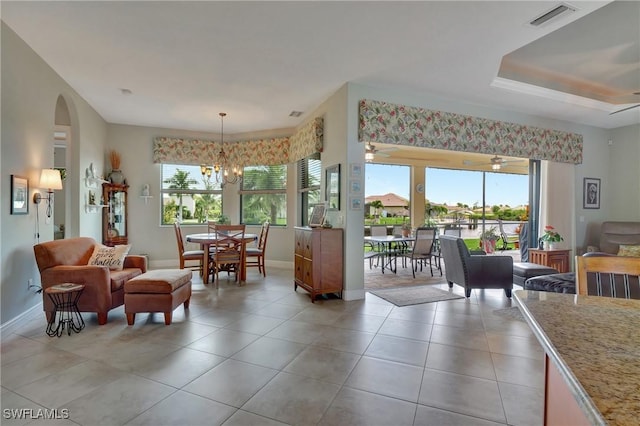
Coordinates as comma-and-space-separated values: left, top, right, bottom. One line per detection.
201, 112, 242, 185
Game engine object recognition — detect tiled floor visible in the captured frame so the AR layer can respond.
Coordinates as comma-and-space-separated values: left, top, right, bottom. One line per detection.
1, 266, 544, 426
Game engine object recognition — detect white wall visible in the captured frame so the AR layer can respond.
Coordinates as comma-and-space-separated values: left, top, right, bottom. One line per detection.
1, 23, 107, 324
608, 124, 640, 220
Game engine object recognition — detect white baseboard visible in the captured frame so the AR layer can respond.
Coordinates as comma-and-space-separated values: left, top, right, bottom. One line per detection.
343, 288, 365, 301
1, 301, 42, 336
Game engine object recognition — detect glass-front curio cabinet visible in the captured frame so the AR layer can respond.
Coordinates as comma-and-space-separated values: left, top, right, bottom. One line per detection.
102, 183, 128, 246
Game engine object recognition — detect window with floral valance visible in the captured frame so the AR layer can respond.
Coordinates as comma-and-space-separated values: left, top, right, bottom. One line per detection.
358, 99, 583, 164
153, 117, 323, 167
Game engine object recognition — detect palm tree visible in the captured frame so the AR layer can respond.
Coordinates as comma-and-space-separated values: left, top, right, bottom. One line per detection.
241, 165, 287, 224
370, 200, 384, 221
163, 169, 197, 222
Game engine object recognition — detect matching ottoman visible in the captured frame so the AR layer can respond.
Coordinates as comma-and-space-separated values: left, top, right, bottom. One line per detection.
513, 262, 559, 287
124, 269, 192, 325
524, 273, 576, 294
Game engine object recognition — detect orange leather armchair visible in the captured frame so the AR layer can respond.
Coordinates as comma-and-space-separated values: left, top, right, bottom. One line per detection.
34, 237, 146, 325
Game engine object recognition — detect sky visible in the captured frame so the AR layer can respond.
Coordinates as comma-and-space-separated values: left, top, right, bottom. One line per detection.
365, 164, 529, 208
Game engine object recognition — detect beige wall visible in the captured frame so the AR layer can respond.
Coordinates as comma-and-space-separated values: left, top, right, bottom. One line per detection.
2, 22, 640, 326
1, 23, 108, 324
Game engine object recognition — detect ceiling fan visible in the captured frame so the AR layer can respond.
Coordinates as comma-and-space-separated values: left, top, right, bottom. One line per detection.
463, 155, 526, 171
365, 142, 398, 161
610, 92, 640, 115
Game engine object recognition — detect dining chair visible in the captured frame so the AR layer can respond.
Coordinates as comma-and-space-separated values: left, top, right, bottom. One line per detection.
246, 221, 270, 277
173, 222, 204, 276
366, 225, 389, 269
401, 227, 440, 278
209, 224, 246, 286
576, 255, 640, 299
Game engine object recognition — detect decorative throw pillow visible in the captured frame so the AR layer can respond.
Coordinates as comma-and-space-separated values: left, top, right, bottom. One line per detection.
88, 244, 132, 270
617, 244, 640, 257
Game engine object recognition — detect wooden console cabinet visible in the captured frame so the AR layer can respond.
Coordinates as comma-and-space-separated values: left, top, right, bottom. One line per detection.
294, 227, 343, 302
529, 248, 571, 273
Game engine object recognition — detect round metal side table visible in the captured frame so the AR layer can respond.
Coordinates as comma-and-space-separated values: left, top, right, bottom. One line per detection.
45, 283, 86, 337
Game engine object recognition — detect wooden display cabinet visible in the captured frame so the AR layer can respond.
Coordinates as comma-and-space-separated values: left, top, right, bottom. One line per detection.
294, 227, 343, 302
102, 183, 128, 246
529, 248, 571, 273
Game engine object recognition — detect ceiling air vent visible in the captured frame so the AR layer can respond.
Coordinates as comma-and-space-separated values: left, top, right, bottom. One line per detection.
529, 3, 576, 26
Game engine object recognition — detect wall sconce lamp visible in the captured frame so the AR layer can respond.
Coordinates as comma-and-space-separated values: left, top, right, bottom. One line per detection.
33, 168, 63, 218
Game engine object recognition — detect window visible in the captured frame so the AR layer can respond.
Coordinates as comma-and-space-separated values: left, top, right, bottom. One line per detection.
161, 164, 222, 225
298, 154, 321, 226
240, 165, 287, 225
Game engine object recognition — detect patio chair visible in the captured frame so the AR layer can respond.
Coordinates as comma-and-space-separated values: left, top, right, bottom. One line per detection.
401, 227, 440, 278
365, 225, 389, 269
498, 219, 519, 250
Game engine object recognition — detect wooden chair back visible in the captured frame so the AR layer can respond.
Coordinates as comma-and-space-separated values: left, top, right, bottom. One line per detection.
576, 255, 640, 299
173, 222, 186, 256
210, 224, 246, 283
257, 221, 270, 251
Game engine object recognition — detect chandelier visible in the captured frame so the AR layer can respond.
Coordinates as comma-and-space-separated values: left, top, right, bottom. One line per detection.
201, 112, 242, 185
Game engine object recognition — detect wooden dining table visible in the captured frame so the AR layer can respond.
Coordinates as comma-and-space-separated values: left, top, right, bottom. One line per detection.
186, 232, 258, 284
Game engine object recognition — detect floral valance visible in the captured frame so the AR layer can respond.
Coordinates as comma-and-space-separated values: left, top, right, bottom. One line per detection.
289, 117, 324, 162
153, 117, 323, 166
358, 99, 583, 164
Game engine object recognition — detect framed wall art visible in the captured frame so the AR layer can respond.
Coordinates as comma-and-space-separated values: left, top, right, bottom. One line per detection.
11, 175, 29, 215
349, 179, 362, 194
583, 177, 600, 209
349, 197, 363, 210
349, 163, 363, 178
325, 164, 341, 211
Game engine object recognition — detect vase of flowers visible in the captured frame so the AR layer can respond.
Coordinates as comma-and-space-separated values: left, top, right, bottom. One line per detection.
541, 225, 563, 250
479, 226, 500, 253
401, 223, 412, 237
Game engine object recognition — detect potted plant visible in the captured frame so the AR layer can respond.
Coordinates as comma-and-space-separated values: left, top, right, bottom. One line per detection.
215, 214, 230, 225
401, 222, 412, 237
540, 225, 563, 250
479, 226, 500, 253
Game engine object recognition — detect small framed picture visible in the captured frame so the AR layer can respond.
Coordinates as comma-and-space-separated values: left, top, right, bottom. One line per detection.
349, 163, 363, 178
583, 177, 600, 209
350, 197, 363, 210
10, 175, 29, 215
309, 203, 326, 227
349, 179, 362, 194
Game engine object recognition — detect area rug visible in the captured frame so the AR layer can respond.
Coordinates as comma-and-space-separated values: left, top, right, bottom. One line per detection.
364, 260, 448, 290
368, 285, 464, 307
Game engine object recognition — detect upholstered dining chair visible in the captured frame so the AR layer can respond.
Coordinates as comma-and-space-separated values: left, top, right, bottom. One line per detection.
174, 222, 204, 275
246, 221, 270, 277
209, 224, 246, 286
576, 255, 640, 299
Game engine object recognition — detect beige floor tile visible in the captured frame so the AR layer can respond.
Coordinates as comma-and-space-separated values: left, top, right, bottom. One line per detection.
125, 390, 236, 425
130, 347, 225, 388
252, 303, 306, 320
319, 387, 417, 426
345, 356, 423, 402
1, 387, 48, 426
144, 320, 219, 346
187, 328, 260, 357
241, 372, 340, 425
312, 328, 375, 355
387, 306, 436, 323
64, 375, 175, 426
283, 346, 360, 385
14, 360, 125, 408
183, 359, 278, 407
498, 381, 544, 426
414, 405, 507, 426
189, 309, 248, 328
491, 353, 545, 389
1, 349, 87, 390
486, 332, 544, 360
221, 410, 290, 426
378, 318, 433, 341
231, 336, 307, 370
333, 312, 386, 333
425, 343, 496, 380
418, 369, 506, 423
430, 324, 490, 351
433, 310, 485, 330
0, 335, 49, 366
364, 334, 429, 366
223, 314, 285, 335
289, 308, 342, 326
265, 320, 331, 344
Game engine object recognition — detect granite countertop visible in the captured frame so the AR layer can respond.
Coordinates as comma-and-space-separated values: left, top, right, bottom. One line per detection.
514, 290, 640, 426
